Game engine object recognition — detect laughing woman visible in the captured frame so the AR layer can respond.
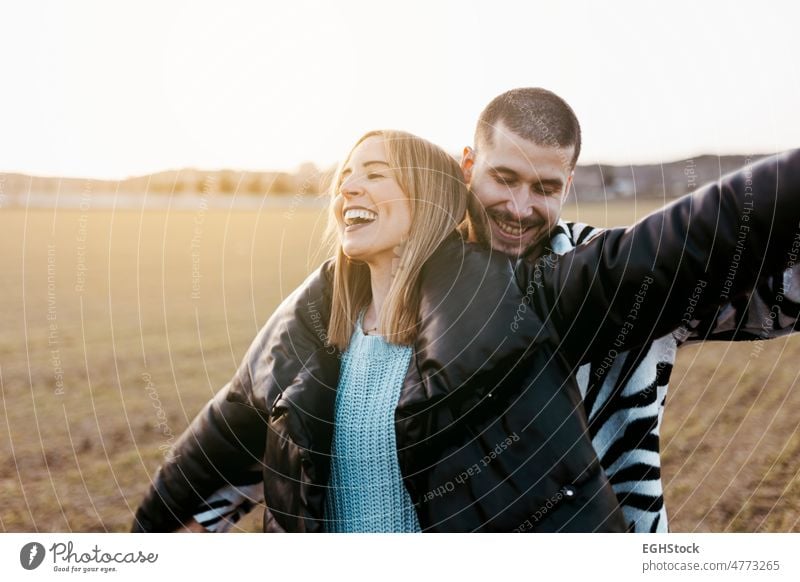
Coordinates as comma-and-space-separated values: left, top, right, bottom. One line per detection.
132, 131, 800, 532
317, 132, 464, 531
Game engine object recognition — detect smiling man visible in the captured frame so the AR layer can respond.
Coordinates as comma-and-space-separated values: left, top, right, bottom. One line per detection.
455, 88, 800, 532
132, 88, 800, 534
462, 90, 579, 260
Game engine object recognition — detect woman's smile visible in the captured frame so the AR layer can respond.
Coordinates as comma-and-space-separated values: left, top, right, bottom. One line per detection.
334, 136, 412, 265
343, 206, 378, 232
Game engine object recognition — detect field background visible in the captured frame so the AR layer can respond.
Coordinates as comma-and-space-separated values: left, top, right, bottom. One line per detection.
1, 199, 799, 533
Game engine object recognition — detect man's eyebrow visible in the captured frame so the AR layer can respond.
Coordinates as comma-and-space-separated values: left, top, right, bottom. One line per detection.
533, 177, 565, 188
489, 166, 562, 183
488, 165, 519, 176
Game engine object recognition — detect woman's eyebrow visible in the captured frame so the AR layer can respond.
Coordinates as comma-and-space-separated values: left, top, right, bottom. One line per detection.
341, 160, 390, 179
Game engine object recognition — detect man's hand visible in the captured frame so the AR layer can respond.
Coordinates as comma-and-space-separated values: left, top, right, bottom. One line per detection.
173, 519, 208, 533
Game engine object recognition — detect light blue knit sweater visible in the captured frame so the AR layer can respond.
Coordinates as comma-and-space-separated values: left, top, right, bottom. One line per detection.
323, 314, 421, 533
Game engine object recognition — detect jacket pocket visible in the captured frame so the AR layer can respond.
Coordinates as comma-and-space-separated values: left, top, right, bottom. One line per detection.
511, 483, 580, 532
516, 464, 628, 533
267, 395, 311, 462
263, 398, 314, 532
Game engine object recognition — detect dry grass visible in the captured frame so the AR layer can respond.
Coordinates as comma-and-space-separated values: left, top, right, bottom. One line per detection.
1, 199, 798, 532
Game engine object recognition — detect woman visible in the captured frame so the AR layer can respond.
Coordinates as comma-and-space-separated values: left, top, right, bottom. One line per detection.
315, 129, 473, 531
132, 131, 800, 532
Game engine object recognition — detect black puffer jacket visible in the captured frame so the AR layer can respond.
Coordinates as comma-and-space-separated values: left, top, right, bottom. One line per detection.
132, 151, 800, 532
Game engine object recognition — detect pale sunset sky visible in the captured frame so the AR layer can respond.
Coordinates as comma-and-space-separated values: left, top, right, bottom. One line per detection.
1, 0, 798, 179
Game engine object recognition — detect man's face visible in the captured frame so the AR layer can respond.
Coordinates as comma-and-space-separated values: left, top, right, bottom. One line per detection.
462, 120, 574, 259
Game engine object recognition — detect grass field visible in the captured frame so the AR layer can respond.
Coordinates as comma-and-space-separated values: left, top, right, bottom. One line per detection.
1, 198, 799, 532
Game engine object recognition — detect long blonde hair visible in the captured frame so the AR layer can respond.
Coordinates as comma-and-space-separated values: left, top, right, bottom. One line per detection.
325, 130, 474, 349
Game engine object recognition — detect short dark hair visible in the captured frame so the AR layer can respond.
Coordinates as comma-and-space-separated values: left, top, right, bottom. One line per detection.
475, 87, 581, 169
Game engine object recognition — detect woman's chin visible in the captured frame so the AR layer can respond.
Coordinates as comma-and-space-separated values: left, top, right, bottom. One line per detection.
342, 245, 390, 267
341, 245, 369, 263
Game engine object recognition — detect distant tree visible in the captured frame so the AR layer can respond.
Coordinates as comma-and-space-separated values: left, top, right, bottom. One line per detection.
266, 173, 296, 195
248, 174, 265, 195
219, 171, 237, 194
198, 175, 217, 195
295, 162, 337, 195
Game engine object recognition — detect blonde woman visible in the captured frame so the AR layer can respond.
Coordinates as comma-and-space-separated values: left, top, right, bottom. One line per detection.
132, 132, 800, 532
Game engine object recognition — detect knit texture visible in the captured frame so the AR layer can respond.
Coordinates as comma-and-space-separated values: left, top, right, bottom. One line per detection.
323, 313, 421, 533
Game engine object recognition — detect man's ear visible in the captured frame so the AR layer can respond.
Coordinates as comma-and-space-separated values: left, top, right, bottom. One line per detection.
562, 172, 575, 203
461, 146, 475, 184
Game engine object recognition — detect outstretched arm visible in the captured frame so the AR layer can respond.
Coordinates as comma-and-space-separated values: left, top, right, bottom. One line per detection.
131, 382, 268, 533
677, 263, 800, 344
559, 221, 800, 345
131, 259, 336, 532
517, 150, 800, 368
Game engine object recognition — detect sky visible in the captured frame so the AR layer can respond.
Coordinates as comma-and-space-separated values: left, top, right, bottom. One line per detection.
1, 0, 798, 179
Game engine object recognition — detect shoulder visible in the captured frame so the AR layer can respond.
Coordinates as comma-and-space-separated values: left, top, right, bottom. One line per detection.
551, 221, 604, 253
422, 231, 516, 286
416, 231, 526, 335
226, 257, 338, 412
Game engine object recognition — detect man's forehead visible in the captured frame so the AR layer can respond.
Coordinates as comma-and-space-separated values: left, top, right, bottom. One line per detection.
480, 143, 572, 181
478, 123, 574, 178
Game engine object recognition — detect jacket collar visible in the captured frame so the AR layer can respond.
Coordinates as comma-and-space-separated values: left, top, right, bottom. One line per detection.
395, 233, 543, 414
233, 232, 548, 450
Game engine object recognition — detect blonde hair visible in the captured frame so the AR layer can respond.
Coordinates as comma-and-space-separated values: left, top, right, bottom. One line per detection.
325, 130, 475, 349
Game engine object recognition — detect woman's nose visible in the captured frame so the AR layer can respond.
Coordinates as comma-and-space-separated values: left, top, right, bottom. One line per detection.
339, 176, 363, 197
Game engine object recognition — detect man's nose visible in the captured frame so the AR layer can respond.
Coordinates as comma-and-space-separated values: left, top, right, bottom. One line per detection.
503, 187, 537, 220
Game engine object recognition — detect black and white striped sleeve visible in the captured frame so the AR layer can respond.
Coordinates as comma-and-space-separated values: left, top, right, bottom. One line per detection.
192, 468, 264, 532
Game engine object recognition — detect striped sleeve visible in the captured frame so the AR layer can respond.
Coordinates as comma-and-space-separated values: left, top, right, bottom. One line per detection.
191, 468, 264, 532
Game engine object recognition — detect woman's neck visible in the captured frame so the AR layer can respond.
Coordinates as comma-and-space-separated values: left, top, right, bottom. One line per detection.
364, 258, 394, 332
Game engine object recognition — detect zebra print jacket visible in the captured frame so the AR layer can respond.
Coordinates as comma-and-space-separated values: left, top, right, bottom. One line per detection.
183, 220, 800, 534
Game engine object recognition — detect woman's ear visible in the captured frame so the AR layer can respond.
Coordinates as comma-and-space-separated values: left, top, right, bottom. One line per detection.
461, 146, 475, 184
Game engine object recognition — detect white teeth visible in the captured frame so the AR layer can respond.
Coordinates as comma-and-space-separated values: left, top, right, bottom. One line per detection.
494, 218, 527, 237
343, 208, 378, 226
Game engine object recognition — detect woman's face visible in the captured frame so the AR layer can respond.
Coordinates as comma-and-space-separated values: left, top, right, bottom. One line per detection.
334, 136, 412, 268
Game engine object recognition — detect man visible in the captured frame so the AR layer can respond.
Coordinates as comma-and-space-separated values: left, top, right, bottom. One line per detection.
461, 88, 580, 261
135, 89, 799, 533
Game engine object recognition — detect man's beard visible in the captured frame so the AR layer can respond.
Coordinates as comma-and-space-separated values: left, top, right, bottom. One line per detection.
465, 198, 547, 260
